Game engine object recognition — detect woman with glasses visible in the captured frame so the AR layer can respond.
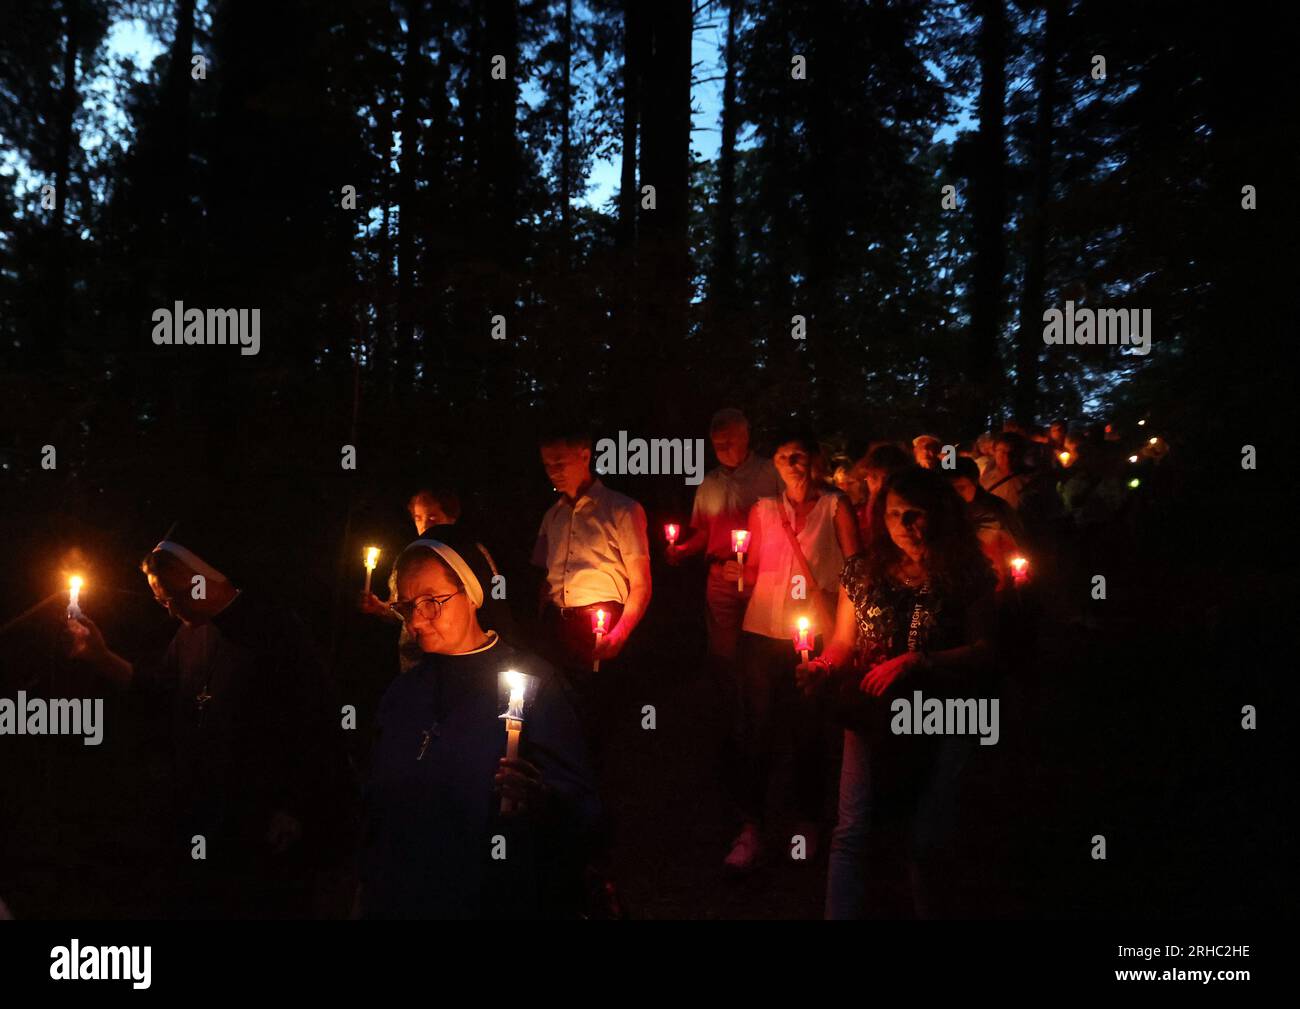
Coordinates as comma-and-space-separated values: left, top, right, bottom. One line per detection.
359, 529, 600, 919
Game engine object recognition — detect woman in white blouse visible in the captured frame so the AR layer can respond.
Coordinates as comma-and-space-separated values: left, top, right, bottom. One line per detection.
722, 432, 861, 873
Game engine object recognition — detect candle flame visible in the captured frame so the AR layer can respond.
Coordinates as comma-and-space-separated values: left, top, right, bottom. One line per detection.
664, 523, 679, 543
364, 546, 380, 570
1058, 451, 1071, 465
593, 608, 607, 633
1138, 419, 1147, 426
731, 529, 749, 551
797, 616, 810, 632
1010, 556, 1028, 573
1148, 436, 1158, 445
503, 669, 526, 720
1128, 455, 1138, 463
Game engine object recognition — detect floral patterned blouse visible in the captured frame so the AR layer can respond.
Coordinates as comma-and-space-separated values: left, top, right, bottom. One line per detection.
840, 554, 970, 671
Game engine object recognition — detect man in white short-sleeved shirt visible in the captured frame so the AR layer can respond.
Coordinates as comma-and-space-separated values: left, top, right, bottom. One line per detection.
533, 431, 652, 672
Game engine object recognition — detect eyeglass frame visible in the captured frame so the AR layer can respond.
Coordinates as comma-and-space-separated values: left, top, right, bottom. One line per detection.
388, 589, 463, 624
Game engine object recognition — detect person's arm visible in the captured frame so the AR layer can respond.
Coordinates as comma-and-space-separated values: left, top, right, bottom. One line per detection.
832, 491, 862, 559
67, 617, 135, 687
596, 504, 652, 659
669, 489, 710, 564
531, 521, 551, 616
860, 589, 996, 696
668, 526, 708, 563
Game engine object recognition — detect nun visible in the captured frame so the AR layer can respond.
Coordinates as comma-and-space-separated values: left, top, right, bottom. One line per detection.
67, 518, 349, 918
358, 529, 600, 919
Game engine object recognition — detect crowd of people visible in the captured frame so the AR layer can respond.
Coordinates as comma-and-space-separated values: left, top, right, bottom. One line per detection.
60, 406, 1167, 919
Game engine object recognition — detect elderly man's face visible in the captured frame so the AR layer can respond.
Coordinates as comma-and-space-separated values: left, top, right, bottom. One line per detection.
541, 442, 592, 498
711, 422, 750, 469
914, 440, 940, 469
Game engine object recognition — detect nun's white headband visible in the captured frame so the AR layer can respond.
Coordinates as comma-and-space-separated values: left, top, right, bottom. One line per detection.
406, 538, 484, 608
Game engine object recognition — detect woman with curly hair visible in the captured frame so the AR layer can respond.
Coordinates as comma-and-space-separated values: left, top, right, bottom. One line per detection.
797, 466, 997, 918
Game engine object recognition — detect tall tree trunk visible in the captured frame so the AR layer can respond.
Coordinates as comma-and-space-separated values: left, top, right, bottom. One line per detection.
559, 0, 573, 254
637, 0, 692, 414
711, 0, 738, 315
483, 0, 520, 406
1014, 0, 1060, 426
163, 0, 195, 287
970, 0, 1007, 422
44, 0, 81, 365
395, 0, 424, 396
616, 0, 643, 253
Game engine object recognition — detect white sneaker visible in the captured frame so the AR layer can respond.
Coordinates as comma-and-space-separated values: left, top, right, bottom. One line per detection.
724, 823, 764, 873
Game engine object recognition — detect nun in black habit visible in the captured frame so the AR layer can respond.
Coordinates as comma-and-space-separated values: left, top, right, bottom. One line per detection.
359, 530, 601, 919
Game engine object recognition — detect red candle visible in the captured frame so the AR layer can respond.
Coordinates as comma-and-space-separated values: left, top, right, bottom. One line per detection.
664, 523, 680, 547
1010, 556, 1029, 587
793, 616, 814, 663
591, 608, 608, 672
731, 529, 750, 592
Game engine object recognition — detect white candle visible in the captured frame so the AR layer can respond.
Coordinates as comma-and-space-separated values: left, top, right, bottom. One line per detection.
363, 546, 380, 594
500, 670, 527, 814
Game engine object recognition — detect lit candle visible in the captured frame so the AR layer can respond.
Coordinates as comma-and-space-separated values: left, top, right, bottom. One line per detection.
1010, 556, 1029, 588
591, 608, 608, 672
731, 529, 750, 592
67, 575, 84, 621
499, 669, 527, 814
793, 616, 814, 664
1128, 455, 1138, 464
1058, 450, 1072, 466
1138, 419, 1147, 427
664, 523, 679, 548
363, 546, 380, 594
1148, 436, 1158, 445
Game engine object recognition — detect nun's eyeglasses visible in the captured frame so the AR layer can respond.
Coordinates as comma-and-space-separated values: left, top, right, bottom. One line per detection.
389, 590, 462, 623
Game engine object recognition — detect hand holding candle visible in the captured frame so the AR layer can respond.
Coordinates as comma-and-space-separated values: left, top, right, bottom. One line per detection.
731, 529, 750, 592
362, 546, 380, 594
591, 608, 608, 672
